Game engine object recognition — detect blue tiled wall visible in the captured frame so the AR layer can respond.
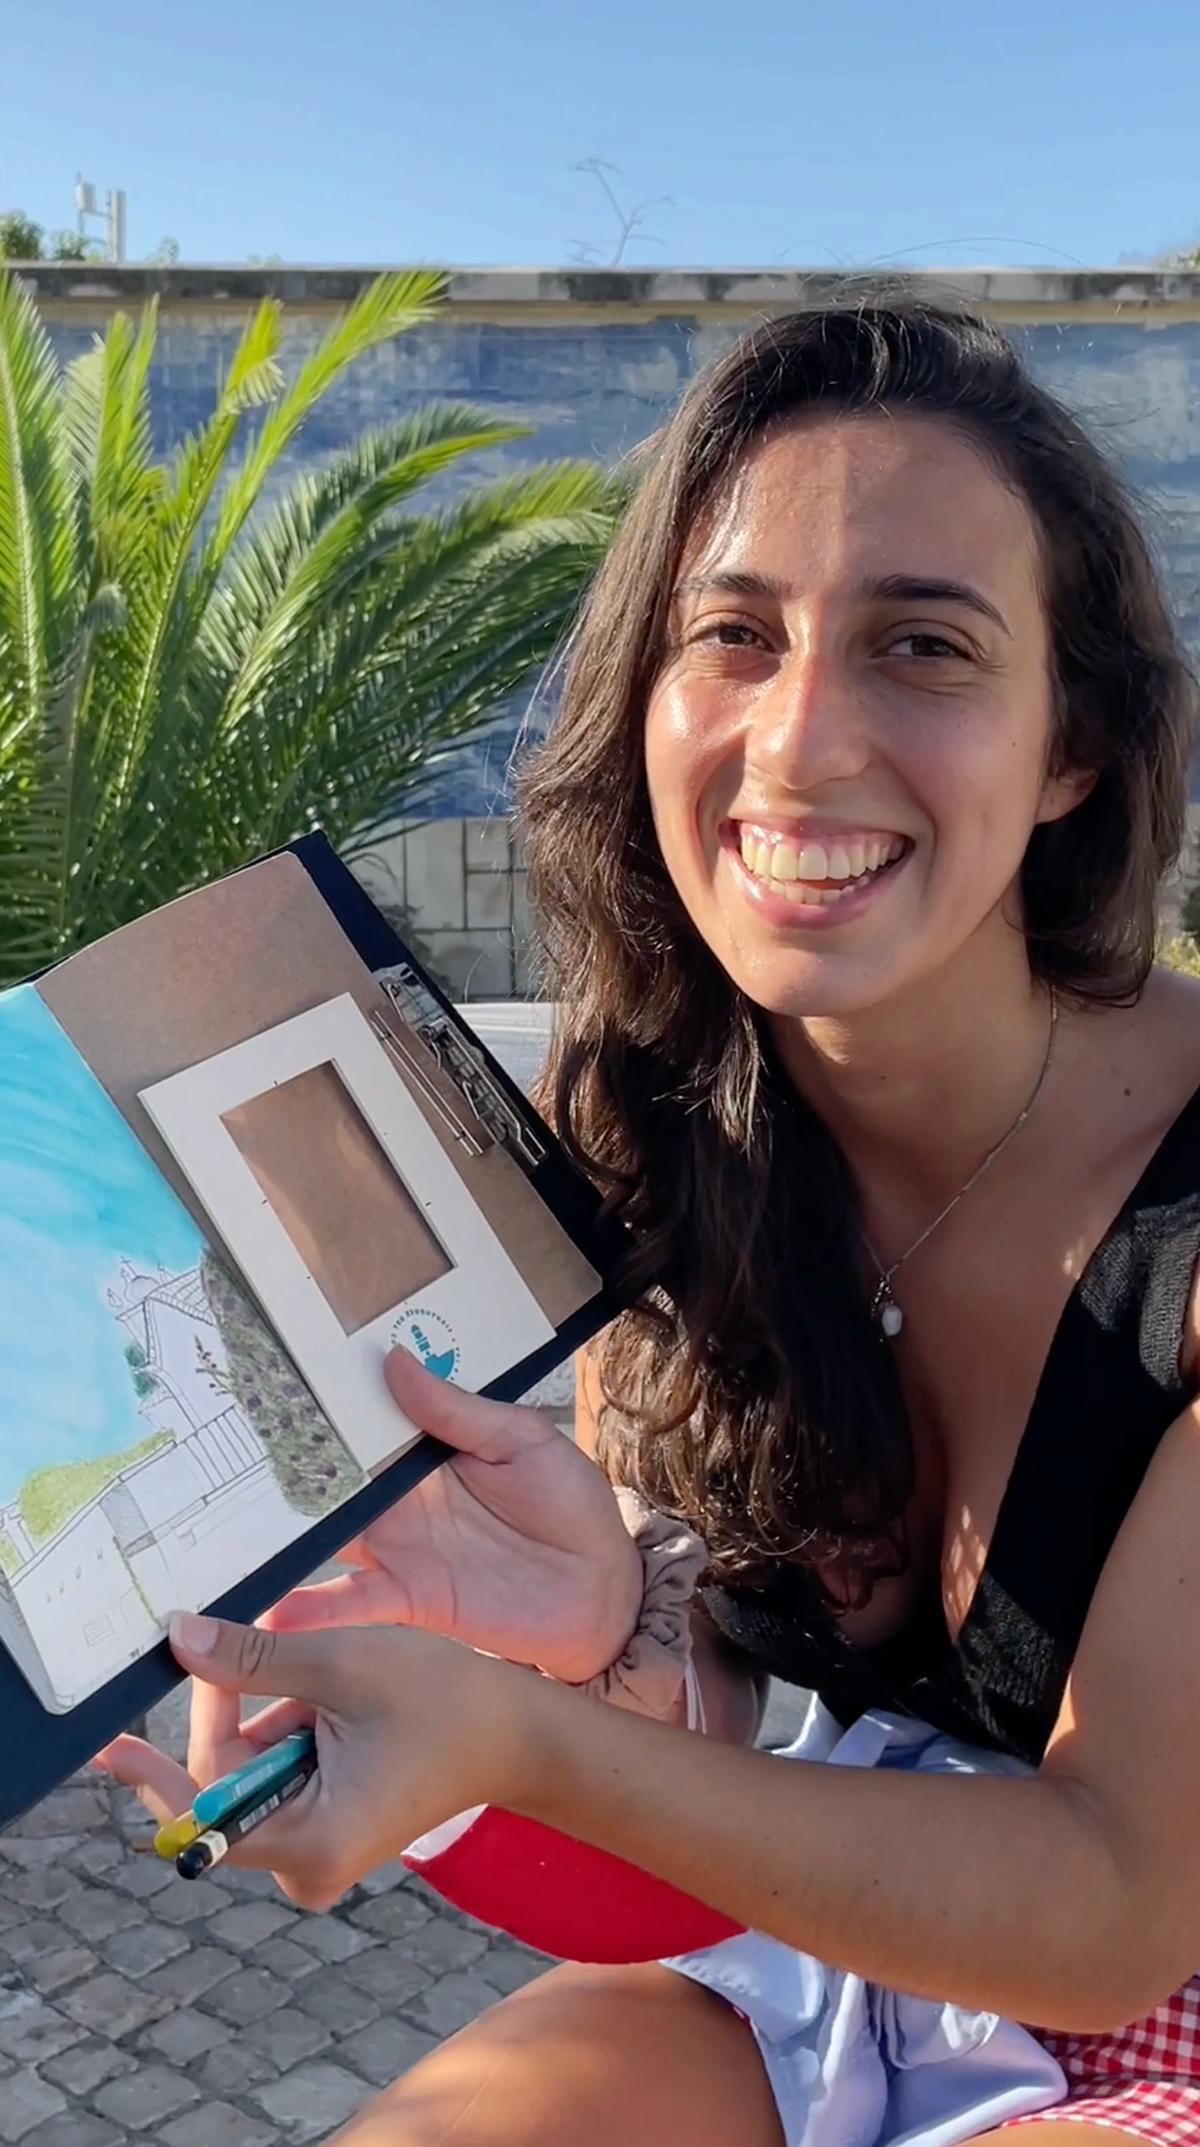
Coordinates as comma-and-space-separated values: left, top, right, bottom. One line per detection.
42, 310, 1200, 814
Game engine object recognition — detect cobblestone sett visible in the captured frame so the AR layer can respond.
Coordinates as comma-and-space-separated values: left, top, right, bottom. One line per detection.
338, 1941, 433, 2008
253, 1936, 321, 1982
65, 1834, 125, 1879
239, 2004, 334, 2070
0, 2003, 85, 2066
290, 1915, 377, 1964
146, 1942, 240, 2002
39, 2035, 136, 2094
333, 2015, 440, 2088
0, 1837, 82, 1872
355, 1859, 414, 1897
208, 1902, 300, 1951
217, 1864, 289, 1900
96, 1922, 190, 1978
292, 1972, 383, 2036
2, 1867, 79, 1913
0, 2066, 68, 2142
93, 2061, 201, 2130
160, 2103, 282, 2147
0, 1981, 41, 2024
137, 2007, 228, 2065
0, 1921, 75, 1968
403, 1919, 490, 1974
251, 2058, 376, 2142
24, 1943, 100, 1996
14, 1786, 106, 1837
190, 2040, 284, 2100
478, 1941, 553, 1995
200, 1964, 296, 2026
102, 1854, 176, 1902
20, 2116, 128, 2147
57, 1972, 168, 2041
147, 1877, 238, 1925
415, 1894, 491, 1938
53, 1890, 143, 1944
347, 1889, 433, 1939
401, 1969, 507, 2039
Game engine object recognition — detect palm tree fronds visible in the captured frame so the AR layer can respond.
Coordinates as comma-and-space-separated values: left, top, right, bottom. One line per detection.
0, 267, 618, 981
208, 269, 449, 561
0, 274, 74, 700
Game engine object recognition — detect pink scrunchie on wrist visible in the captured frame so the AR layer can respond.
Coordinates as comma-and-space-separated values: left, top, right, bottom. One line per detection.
567, 1487, 708, 1719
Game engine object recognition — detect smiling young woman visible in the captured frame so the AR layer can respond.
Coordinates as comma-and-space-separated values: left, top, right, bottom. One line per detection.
104, 299, 1200, 2147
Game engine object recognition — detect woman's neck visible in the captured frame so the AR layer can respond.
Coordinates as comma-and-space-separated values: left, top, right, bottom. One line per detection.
769, 930, 1057, 1223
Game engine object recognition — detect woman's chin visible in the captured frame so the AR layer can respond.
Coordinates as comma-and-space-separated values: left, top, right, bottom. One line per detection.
717, 941, 904, 1023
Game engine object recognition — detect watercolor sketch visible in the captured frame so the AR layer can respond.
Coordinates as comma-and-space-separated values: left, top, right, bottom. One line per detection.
0, 986, 365, 1715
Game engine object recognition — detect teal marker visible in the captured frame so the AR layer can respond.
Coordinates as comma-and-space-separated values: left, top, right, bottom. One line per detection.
192, 1730, 317, 1831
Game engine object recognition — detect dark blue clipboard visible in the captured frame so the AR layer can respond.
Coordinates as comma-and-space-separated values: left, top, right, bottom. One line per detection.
0, 832, 628, 1829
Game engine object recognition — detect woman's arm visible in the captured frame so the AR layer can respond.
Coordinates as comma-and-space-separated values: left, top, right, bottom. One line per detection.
503, 1387, 1200, 2032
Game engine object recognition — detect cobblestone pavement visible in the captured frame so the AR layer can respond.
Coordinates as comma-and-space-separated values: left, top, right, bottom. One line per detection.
0, 1672, 804, 2147
0, 1778, 553, 2147
0, 1677, 560, 2147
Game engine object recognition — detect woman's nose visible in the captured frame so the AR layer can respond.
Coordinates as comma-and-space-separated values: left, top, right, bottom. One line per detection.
744, 641, 870, 793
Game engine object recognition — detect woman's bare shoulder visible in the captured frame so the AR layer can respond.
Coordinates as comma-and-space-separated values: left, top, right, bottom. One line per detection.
1149, 955, 1200, 1018
1084, 964, 1200, 1134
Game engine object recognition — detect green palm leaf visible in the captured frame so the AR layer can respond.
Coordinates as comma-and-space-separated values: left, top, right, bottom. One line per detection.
0, 268, 618, 983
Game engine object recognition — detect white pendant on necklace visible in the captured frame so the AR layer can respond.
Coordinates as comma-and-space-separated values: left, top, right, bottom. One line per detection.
870, 1276, 905, 1338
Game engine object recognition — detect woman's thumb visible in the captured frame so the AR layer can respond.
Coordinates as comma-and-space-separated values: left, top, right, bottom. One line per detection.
168, 1611, 341, 1705
384, 1346, 549, 1462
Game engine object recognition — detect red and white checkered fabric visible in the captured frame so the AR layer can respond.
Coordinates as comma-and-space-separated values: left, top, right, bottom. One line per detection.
1005, 1976, 1200, 2145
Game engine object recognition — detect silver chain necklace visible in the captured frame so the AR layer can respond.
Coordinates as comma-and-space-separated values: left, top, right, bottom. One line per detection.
863, 989, 1059, 1339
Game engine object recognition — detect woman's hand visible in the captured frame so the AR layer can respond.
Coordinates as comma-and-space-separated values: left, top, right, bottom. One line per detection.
98, 1612, 533, 1911
260, 1349, 642, 1686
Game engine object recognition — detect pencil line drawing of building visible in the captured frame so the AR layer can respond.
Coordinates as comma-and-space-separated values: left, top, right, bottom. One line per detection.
0, 1258, 313, 1711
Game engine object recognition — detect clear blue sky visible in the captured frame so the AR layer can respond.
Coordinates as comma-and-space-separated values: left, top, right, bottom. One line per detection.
2, 0, 1198, 270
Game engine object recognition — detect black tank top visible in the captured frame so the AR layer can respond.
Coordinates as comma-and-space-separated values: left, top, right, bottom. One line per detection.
702, 1085, 1200, 1768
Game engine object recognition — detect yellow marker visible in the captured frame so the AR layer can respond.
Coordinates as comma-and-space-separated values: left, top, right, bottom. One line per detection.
153, 1812, 202, 1861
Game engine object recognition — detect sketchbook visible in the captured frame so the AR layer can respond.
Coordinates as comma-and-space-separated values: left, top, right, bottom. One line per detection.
0, 835, 622, 1826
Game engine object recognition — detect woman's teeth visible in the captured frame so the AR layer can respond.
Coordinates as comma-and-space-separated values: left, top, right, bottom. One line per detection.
738, 830, 905, 904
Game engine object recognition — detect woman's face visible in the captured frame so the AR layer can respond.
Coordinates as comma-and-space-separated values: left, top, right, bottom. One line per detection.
643, 411, 1091, 1020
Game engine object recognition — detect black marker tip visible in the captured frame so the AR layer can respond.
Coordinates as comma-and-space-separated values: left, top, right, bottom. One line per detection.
175, 1840, 214, 1881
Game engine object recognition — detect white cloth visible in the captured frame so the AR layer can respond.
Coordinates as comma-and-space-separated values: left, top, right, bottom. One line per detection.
662, 1698, 1066, 2147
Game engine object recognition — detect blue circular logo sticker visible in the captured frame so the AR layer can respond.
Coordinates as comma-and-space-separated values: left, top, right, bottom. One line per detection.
390, 1307, 460, 1381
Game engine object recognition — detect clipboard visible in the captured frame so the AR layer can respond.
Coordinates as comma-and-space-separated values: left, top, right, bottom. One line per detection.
0, 833, 625, 1826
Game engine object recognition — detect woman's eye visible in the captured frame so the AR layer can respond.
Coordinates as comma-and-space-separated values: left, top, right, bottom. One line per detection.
886, 631, 970, 662
696, 619, 765, 648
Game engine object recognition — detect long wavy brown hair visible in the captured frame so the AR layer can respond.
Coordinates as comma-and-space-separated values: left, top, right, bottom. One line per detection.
518, 295, 1197, 1591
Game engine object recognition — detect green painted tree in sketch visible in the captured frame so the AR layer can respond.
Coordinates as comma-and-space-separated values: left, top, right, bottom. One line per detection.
123, 1340, 160, 1401
0, 268, 619, 985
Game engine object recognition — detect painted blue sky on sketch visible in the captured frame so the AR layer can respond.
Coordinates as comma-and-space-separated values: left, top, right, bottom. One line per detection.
0, 986, 208, 1506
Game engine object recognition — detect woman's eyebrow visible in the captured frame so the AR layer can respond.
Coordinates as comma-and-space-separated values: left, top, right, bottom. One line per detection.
673, 569, 1011, 637
867, 574, 1012, 636
673, 570, 792, 601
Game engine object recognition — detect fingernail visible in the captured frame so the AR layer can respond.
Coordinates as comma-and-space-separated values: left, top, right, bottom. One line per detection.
169, 1612, 219, 1656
